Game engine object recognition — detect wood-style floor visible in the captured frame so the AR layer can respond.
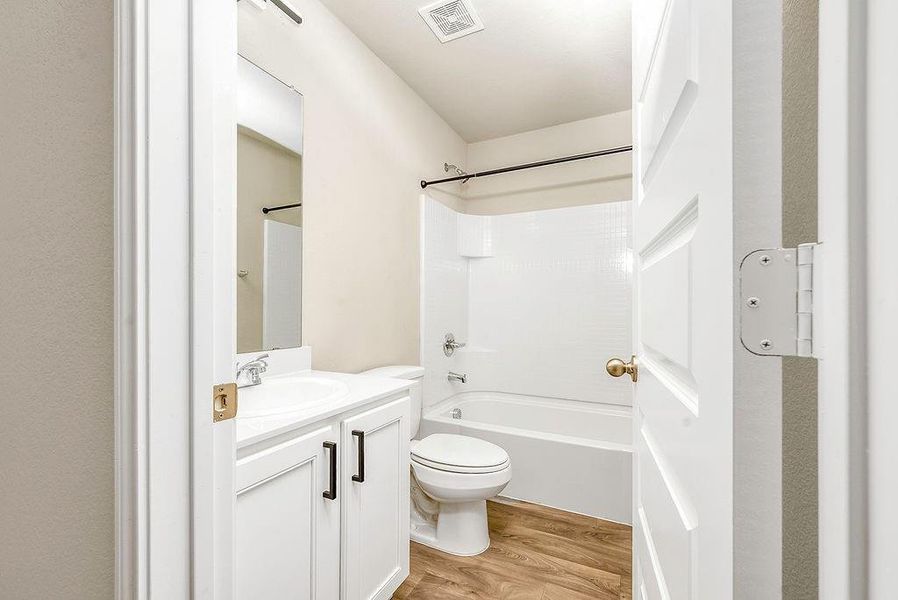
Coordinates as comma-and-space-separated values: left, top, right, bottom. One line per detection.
393, 498, 632, 600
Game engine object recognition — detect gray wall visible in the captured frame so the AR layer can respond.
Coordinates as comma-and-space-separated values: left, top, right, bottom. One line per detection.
782, 0, 819, 598
0, 2, 114, 598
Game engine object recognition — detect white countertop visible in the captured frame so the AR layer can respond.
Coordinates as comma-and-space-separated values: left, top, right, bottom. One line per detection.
236, 370, 412, 449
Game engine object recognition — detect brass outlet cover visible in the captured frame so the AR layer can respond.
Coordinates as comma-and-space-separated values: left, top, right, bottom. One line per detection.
213, 383, 238, 422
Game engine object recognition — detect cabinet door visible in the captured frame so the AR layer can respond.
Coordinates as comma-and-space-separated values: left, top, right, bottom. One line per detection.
236, 424, 341, 600
341, 396, 410, 600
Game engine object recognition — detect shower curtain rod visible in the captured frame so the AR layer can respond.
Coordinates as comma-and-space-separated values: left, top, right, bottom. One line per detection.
261, 202, 301, 214
419, 145, 633, 189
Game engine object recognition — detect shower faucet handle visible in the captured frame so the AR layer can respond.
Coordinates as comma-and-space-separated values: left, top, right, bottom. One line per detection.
443, 333, 466, 357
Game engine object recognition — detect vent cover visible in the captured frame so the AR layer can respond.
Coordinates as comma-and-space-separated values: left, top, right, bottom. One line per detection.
418, 0, 484, 43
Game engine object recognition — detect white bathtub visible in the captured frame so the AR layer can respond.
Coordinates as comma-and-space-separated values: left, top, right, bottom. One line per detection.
418, 391, 632, 524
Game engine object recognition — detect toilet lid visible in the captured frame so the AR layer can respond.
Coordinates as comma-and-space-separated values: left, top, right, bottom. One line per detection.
411, 434, 509, 474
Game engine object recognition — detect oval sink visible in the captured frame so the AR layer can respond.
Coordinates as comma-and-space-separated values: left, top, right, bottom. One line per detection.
238, 376, 350, 418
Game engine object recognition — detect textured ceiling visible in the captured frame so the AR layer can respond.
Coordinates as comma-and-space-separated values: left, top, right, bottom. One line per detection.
318, 0, 632, 142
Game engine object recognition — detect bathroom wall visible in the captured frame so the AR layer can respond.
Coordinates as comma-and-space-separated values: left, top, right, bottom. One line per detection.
0, 1, 114, 597
782, 0, 819, 596
464, 112, 632, 215
239, 0, 467, 372
422, 198, 632, 408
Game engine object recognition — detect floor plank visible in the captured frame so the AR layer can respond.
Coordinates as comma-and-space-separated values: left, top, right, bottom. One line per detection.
394, 498, 632, 600
542, 582, 608, 600
393, 571, 422, 599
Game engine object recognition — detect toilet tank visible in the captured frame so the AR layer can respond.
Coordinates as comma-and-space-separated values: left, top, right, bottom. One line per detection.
359, 365, 425, 439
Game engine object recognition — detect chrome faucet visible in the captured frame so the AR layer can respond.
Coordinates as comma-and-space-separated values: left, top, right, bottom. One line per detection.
236, 353, 269, 388
448, 371, 467, 384
443, 333, 467, 357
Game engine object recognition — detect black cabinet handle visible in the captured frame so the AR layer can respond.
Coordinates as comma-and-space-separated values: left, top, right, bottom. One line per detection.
352, 430, 365, 483
323, 441, 337, 500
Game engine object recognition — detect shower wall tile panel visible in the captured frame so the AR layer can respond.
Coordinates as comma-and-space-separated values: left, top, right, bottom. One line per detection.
464, 203, 632, 406
422, 199, 632, 407
457, 213, 494, 257
421, 198, 469, 407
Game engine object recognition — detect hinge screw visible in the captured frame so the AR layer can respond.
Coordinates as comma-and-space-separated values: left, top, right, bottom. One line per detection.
760, 339, 773, 350
747, 297, 760, 308
759, 255, 772, 266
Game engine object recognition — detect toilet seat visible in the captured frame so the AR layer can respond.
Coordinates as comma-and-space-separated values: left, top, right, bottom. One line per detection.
411, 434, 510, 474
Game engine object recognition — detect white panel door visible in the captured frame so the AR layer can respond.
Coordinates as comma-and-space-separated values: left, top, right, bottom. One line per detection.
631, 0, 734, 598
236, 425, 340, 599
341, 397, 410, 600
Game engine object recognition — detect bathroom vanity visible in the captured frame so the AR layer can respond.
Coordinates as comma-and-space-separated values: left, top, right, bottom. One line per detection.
235, 354, 411, 600
231, 59, 411, 599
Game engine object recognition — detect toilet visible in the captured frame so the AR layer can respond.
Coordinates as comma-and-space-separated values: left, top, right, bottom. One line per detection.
360, 365, 512, 556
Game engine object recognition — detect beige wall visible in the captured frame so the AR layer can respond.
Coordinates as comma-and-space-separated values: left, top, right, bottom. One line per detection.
237, 130, 303, 353
239, 0, 467, 373
463, 112, 632, 215
0, 2, 114, 598
782, 0, 819, 597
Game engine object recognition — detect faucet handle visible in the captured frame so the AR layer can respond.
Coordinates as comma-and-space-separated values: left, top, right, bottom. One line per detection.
237, 352, 269, 369
443, 333, 466, 357
235, 353, 271, 387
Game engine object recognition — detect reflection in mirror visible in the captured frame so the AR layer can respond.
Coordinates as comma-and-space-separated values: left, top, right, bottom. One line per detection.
236, 56, 303, 353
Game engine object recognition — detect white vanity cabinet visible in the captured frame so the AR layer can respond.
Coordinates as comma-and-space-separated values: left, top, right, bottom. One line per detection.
341, 397, 411, 600
236, 393, 410, 600
236, 424, 341, 599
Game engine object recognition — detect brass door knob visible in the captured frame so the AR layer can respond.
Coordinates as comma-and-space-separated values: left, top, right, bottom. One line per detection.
606, 356, 638, 382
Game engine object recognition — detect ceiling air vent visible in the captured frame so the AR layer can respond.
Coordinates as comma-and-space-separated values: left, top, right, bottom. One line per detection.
418, 0, 484, 43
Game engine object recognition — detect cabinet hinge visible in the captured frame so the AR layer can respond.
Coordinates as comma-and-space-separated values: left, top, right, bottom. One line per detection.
739, 243, 820, 358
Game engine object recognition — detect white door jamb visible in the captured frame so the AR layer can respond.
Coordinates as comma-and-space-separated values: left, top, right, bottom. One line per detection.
114, 1, 236, 598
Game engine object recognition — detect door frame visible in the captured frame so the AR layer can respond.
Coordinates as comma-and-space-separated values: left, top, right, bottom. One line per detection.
818, 0, 897, 596
114, 1, 237, 598
817, 0, 867, 596
114, 0, 896, 597
863, 2, 898, 595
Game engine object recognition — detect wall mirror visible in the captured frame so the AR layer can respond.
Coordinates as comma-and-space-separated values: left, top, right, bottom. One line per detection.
236, 56, 304, 353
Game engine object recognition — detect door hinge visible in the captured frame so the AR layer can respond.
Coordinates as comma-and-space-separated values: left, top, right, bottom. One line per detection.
213, 383, 238, 422
739, 243, 819, 357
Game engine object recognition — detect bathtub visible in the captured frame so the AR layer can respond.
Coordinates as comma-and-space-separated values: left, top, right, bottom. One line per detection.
418, 391, 632, 524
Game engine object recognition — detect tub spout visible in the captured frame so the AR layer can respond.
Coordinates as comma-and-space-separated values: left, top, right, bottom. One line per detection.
448, 371, 467, 384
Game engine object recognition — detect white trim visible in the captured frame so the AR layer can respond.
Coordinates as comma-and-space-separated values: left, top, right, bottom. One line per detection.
192, 1, 239, 598
190, 0, 216, 595
865, 0, 898, 595
818, 0, 869, 597
114, 0, 146, 597
115, 1, 237, 597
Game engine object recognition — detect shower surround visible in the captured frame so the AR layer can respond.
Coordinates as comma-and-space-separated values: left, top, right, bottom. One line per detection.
420, 197, 633, 519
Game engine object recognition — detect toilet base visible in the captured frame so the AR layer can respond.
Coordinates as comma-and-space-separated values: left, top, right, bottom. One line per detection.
410, 500, 491, 556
